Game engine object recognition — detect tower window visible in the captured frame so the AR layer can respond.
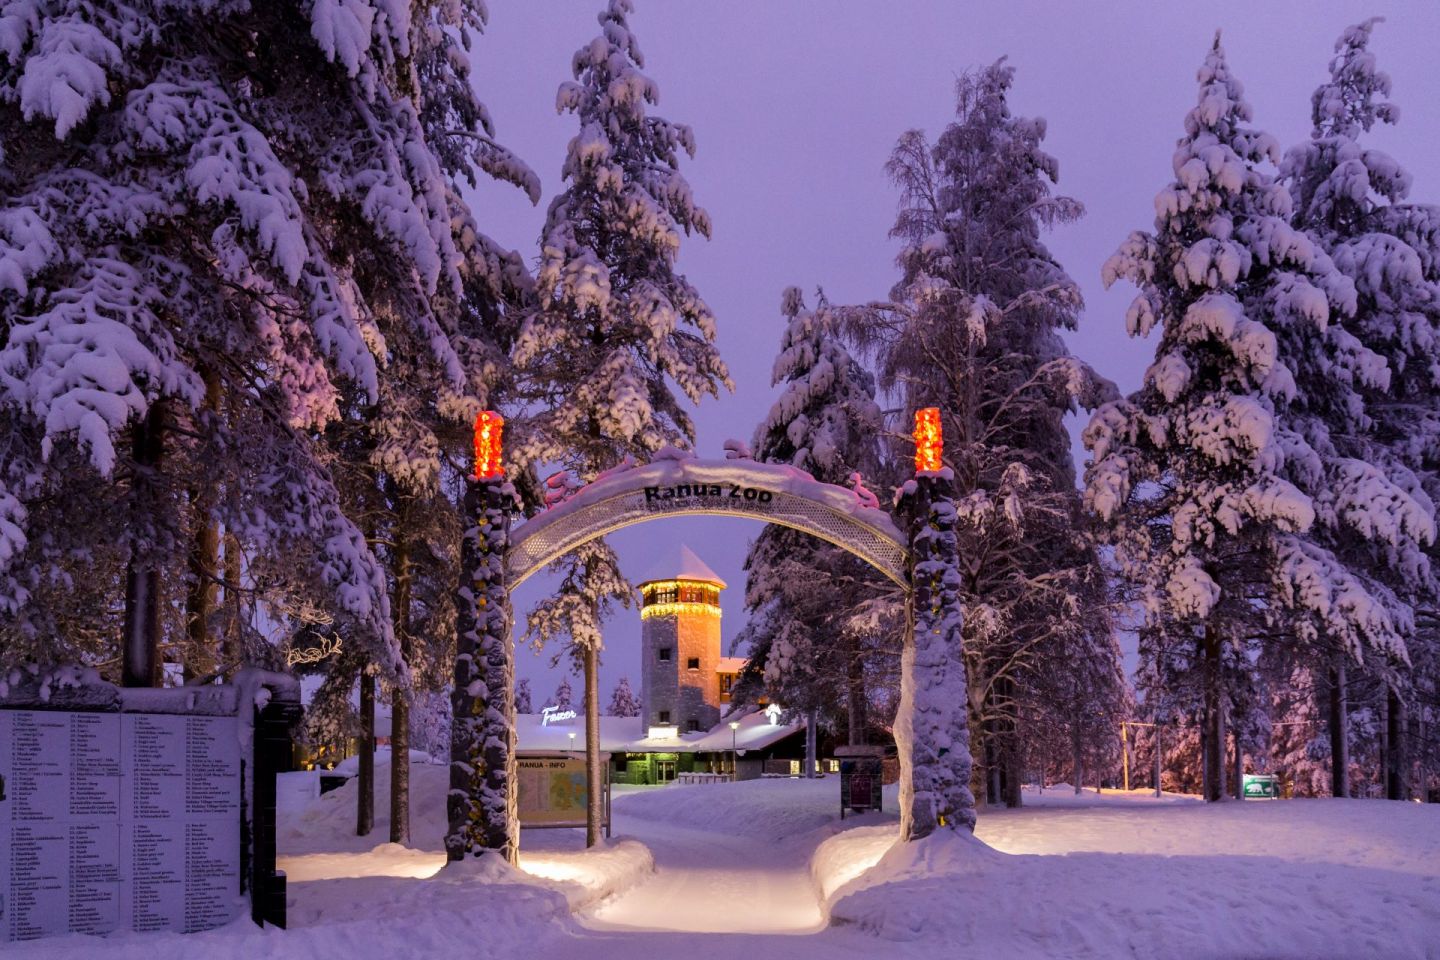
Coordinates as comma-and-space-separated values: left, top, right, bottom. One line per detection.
658, 711, 671, 724
687, 657, 700, 670
686, 719, 701, 732
657, 647, 672, 662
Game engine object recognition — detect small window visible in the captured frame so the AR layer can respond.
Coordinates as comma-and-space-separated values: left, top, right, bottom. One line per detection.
614, 755, 628, 772
658, 711, 671, 724
686, 719, 701, 732
657, 647, 672, 662
687, 657, 700, 670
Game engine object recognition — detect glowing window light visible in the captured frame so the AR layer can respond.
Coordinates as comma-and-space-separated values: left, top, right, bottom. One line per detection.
640, 579, 720, 608
640, 601, 722, 621
914, 407, 942, 473
474, 410, 504, 480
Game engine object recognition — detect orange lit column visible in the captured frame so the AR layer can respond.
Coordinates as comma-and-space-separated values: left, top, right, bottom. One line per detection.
896, 408, 977, 839
446, 412, 519, 864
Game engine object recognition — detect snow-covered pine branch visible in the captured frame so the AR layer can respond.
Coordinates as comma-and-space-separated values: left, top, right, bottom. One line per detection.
0, 0, 534, 680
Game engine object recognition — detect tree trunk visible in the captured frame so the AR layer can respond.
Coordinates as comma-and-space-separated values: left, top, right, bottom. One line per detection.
389, 529, 412, 846
805, 709, 818, 778
1232, 726, 1243, 800
222, 531, 242, 670
1386, 686, 1406, 801
999, 677, 1022, 807
1202, 625, 1226, 802
584, 643, 602, 847
1328, 663, 1350, 798
985, 730, 1001, 806
183, 370, 222, 684
358, 668, 375, 836
123, 401, 166, 688
446, 480, 517, 863
1071, 714, 1083, 796
846, 653, 867, 746
183, 508, 220, 682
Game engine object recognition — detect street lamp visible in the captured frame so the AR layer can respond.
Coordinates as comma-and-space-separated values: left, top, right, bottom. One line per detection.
568, 731, 576, 754
728, 721, 740, 781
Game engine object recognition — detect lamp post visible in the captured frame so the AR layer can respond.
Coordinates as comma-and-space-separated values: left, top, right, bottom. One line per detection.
568, 731, 577, 753
1118, 720, 1163, 798
729, 721, 740, 782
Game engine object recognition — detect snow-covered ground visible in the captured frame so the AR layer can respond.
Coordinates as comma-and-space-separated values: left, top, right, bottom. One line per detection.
9, 768, 1439, 959
825, 785, 1440, 958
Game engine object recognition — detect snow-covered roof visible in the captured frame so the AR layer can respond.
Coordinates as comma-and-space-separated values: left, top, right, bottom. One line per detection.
684, 709, 804, 752
636, 543, 726, 589
514, 708, 802, 755
514, 713, 644, 753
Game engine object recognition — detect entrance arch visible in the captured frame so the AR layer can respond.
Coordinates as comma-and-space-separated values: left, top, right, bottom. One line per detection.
506, 458, 909, 589
447, 413, 976, 867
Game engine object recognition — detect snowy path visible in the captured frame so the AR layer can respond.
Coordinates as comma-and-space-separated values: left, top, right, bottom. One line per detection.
581, 817, 825, 934
16, 773, 1435, 960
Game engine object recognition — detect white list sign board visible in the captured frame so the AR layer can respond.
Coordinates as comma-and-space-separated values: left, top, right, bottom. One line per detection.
1, 710, 242, 942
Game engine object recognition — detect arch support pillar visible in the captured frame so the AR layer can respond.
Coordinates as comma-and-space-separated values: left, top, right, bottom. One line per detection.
896, 472, 977, 840
446, 478, 518, 864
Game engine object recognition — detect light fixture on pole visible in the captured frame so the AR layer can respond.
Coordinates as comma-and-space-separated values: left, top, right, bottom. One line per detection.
473, 410, 504, 480
568, 731, 576, 753
728, 720, 740, 782
914, 407, 943, 473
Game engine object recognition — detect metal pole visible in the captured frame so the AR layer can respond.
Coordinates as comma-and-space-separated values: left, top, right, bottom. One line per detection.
1154, 724, 1162, 799
1122, 722, 1130, 792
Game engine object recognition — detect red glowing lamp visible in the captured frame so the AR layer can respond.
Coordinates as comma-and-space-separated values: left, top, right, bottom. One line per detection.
914, 407, 942, 473
473, 410, 504, 480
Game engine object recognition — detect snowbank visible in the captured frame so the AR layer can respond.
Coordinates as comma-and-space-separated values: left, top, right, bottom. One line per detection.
810, 824, 898, 903
518, 839, 654, 910
5, 858, 575, 960
277, 753, 653, 912
279, 752, 452, 855
825, 798, 1440, 958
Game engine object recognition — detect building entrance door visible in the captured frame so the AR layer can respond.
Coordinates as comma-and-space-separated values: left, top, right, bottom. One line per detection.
656, 759, 676, 783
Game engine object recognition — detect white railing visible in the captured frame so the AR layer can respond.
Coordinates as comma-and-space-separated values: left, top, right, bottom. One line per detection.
673, 772, 733, 785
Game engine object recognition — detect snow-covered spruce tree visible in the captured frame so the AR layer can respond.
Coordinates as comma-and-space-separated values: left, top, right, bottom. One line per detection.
550, 675, 575, 713
1282, 18, 1440, 799
511, 0, 728, 845
607, 675, 640, 716
1084, 35, 1430, 801
0, 1, 535, 686
738, 288, 891, 745
841, 60, 1121, 807
514, 677, 533, 714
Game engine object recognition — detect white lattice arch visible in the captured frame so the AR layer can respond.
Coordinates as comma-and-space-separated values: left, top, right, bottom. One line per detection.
507, 458, 909, 588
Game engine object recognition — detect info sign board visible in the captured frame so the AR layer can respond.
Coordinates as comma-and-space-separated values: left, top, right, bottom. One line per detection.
839, 757, 884, 817
1242, 774, 1280, 800
517, 756, 587, 826
517, 755, 611, 834
0, 709, 242, 942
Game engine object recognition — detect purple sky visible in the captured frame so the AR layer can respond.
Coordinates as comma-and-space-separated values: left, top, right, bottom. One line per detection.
466, 1, 1440, 705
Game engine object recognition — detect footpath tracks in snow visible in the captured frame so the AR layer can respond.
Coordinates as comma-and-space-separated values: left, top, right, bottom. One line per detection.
580, 817, 827, 934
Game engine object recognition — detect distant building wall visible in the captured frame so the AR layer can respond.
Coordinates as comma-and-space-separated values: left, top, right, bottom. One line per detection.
641, 615, 680, 726
639, 576, 723, 731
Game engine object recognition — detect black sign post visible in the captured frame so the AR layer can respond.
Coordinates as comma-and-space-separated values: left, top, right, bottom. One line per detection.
837, 745, 885, 818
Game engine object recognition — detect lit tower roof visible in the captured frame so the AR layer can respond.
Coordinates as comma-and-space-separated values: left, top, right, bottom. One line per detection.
636, 543, 726, 590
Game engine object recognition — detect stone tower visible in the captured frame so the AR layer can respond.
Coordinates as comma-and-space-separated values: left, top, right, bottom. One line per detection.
637, 544, 726, 734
